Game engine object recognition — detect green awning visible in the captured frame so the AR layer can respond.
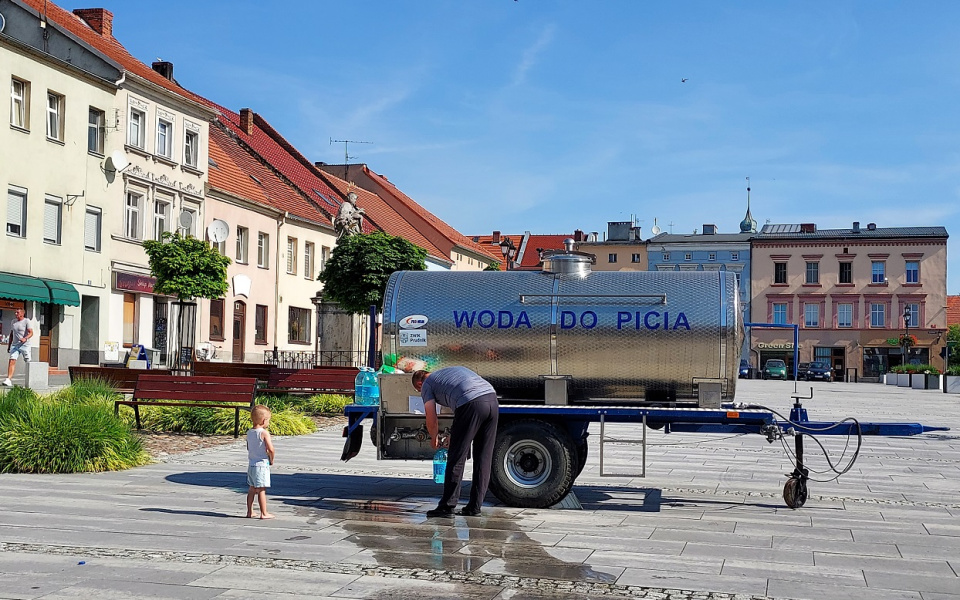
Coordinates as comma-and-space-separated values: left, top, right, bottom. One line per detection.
0, 273, 81, 306
45, 279, 80, 306
0, 272, 50, 304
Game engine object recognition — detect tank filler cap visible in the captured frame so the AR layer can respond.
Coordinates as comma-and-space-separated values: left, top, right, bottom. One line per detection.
541, 239, 595, 275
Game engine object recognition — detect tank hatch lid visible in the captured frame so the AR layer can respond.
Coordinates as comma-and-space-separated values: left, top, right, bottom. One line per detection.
541, 239, 595, 275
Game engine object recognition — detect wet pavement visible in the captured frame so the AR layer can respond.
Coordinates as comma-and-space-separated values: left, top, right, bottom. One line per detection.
1, 380, 959, 599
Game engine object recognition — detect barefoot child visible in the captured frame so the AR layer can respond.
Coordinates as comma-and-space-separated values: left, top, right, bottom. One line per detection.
246, 405, 276, 519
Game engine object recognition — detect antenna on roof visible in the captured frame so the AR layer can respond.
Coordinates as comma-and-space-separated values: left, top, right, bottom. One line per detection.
330, 138, 372, 182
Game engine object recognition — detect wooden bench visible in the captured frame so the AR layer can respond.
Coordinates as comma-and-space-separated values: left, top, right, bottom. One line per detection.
68, 365, 145, 394
263, 366, 359, 396
116, 374, 258, 438
192, 361, 273, 386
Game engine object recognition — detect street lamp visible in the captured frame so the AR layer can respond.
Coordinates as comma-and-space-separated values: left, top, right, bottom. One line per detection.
902, 306, 911, 366
499, 237, 516, 270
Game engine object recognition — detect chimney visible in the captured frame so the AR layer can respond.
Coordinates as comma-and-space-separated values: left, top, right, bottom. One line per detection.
492, 231, 501, 244
574, 229, 584, 242
852, 221, 860, 233
800, 223, 817, 233
239, 108, 254, 135
73, 8, 113, 37
867, 222, 877, 231
151, 61, 174, 81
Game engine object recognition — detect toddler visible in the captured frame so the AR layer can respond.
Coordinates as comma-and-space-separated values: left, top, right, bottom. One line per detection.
246, 405, 276, 519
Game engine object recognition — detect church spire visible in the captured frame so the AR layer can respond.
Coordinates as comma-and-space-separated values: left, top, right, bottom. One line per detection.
740, 176, 757, 233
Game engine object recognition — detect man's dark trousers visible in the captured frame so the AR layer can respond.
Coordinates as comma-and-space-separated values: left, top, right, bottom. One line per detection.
438, 393, 499, 510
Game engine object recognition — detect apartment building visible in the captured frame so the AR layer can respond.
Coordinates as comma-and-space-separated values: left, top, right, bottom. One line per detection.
750, 222, 949, 380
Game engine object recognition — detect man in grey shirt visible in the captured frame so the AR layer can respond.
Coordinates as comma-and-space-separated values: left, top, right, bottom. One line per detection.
413, 366, 499, 517
5, 308, 33, 387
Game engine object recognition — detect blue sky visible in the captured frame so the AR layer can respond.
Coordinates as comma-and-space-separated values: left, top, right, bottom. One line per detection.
61, 1, 960, 293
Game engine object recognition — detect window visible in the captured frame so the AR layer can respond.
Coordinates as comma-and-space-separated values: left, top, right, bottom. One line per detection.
84, 207, 102, 252
304, 242, 314, 279
870, 303, 885, 328
805, 262, 819, 284
837, 303, 852, 328
871, 261, 886, 284
321, 246, 331, 272
154, 199, 170, 241
289, 307, 311, 343
184, 130, 199, 167
684, 253, 692, 261
774, 262, 787, 284
257, 232, 270, 268
662, 253, 669, 261
773, 303, 787, 325
287, 237, 297, 274
804, 303, 819, 328
11, 78, 29, 129
255, 305, 268, 344
88, 107, 105, 154
905, 261, 919, 284
904, 303, 919, 328
708, 252, 716, 261
128, 108, 145, 147
209, 299, 225, 341
731, 252, 739, 261
631, 253, 642, 263
156, 118, 172, 157
236, 226, 249, 263
122, 293, 138, 346
6, 187, 27, 237
46, 91, 63, 141
608, 253, 617, 263
43, 195, 62, 244
839, 262, 852, 284
124, 191, 142, 239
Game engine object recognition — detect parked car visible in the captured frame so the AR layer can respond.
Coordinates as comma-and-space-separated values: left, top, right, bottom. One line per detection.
762, 359, 787, 380
805, 360, 833, 382
795, 362, 811, 380
739, 359, 751, 379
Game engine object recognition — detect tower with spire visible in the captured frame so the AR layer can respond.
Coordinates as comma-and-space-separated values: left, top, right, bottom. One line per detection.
740, 177, 757, 233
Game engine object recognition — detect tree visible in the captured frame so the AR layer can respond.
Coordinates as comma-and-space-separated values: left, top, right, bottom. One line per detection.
142, 232, 231, 300
483, 261, 501, 271
319, 231, 426, 314
948, 324, 960, 365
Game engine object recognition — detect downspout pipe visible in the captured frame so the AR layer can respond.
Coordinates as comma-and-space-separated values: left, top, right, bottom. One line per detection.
273, 211, 288, 361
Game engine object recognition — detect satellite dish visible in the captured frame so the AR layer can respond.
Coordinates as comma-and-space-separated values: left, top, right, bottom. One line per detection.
651, 225, 661, 235
207, 219, 229, 243
178, 210, 194, 230
102, 150, 130, 175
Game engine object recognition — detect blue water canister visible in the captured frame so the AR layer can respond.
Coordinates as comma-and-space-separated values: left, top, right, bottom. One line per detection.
354, 367, 381, 406
433, 448, 448, 483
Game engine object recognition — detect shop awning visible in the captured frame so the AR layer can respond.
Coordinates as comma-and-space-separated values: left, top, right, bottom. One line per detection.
45, 279, 80, 306
0, 272, 50, 304
0, 272, 80, 306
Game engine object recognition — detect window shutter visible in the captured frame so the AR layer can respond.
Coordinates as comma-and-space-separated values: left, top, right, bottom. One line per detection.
44, 200, 59, 242
85, 210, 99, 249
7, 191, 23, 231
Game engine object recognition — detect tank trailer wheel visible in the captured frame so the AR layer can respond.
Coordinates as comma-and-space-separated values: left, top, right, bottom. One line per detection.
783, 476, 808, 509
489, 420, 576, 509
575, 439, 588, 477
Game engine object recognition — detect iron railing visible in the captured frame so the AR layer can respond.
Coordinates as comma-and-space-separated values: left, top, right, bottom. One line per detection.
263, 350, 380, 369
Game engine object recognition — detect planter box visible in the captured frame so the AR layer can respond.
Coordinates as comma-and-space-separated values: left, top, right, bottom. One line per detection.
897, 373, 911, 387
945, 375, 960, 394
911, 374, 925, 389
925, 374, 941, 390
885, 373, 898, 386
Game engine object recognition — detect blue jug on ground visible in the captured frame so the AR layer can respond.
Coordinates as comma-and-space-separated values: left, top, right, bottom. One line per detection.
354, 367, 380, 406
433, 448, 447, 484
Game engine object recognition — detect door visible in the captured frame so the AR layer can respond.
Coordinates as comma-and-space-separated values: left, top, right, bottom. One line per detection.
153, 300, 168, 366
38, 303, 54, 365
232, 301, 246, 363
79, 296, 100, 364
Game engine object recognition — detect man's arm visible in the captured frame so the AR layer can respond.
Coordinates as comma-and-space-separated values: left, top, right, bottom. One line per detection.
23, 323, 33, 342
424, 400, 440, 449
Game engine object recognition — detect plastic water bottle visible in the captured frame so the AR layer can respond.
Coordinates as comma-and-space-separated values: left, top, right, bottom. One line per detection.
433, 448, 448, 483
354, 367, 381, 406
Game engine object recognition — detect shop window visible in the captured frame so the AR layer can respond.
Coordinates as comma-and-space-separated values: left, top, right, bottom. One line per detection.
122, 293, 137, 347
210, 299, 225, 341
289, 306, 311, 344
255, 304, 267, 344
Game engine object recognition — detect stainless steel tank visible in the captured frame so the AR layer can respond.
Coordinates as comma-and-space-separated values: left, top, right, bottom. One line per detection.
381, 250, 742, 403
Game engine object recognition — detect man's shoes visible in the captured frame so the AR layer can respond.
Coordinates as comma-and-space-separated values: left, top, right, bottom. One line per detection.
425, 506, 454, 518
1, 379, 12, 387
458, 506, 481, 517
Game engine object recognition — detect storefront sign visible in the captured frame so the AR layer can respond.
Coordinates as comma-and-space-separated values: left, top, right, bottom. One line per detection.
0, 299, 25, 310
114, 271, 156, 294
757, 342, 795, 350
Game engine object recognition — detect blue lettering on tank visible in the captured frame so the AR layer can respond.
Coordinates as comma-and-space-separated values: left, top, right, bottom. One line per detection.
560, 310, 576, 329
453, 311, 475, 328
515, 311, 532, 328
581, 311, 597, 329
617, 312, 631, 329
673, 312, 690, 330
498, 311, 514, 328
478, 310, 495, 328
644, 311, 661, 330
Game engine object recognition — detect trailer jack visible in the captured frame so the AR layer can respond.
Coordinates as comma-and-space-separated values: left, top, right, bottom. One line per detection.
783, 392, 812, 509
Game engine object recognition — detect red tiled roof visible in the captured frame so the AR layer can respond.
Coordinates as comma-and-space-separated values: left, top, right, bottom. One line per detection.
22, 1, 206, 106
320, 172, 450, 262
472, 233, 575, 270
948, 296, 960, 326
360, 167, 501, 263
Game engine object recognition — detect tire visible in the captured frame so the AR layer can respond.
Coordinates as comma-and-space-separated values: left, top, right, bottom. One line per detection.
369, 421, 378, 448
575, 439, 588, 477
783, 477, 808, 509
489, 419, 576, 509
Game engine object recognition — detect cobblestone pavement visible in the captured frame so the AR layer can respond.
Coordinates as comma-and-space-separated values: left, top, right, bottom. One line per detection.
0, 380, 958, 599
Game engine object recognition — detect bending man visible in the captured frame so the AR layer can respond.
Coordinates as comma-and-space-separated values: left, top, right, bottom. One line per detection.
413, 367, 499, 517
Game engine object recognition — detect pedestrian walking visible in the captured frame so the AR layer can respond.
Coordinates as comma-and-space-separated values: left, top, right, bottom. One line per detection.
4, 308, 32, 387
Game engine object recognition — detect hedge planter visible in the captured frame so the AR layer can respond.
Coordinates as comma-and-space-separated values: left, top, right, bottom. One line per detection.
911, 374, 925, 389
897, 373, 911, 387
926, 374, 941, 390
945, 375, 960, 394
885, 373, 898, 386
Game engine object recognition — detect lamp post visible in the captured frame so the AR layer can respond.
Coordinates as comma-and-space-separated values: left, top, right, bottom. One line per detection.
499, 237, 516, 270
902, 306, 911, 367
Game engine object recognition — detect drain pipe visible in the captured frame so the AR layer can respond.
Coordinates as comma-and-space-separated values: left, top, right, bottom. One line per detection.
272, 211, 288, 362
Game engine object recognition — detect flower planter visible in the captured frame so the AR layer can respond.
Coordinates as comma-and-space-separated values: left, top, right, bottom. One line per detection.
910, 374, 925, 389
925, 374, 941, 390
885, 373, 898, 386
897, 373, 911, 387
945, 375, 960, 394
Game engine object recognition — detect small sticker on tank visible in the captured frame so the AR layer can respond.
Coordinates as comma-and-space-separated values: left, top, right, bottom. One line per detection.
399, 330, 428, 346
399, 315, 429, 329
